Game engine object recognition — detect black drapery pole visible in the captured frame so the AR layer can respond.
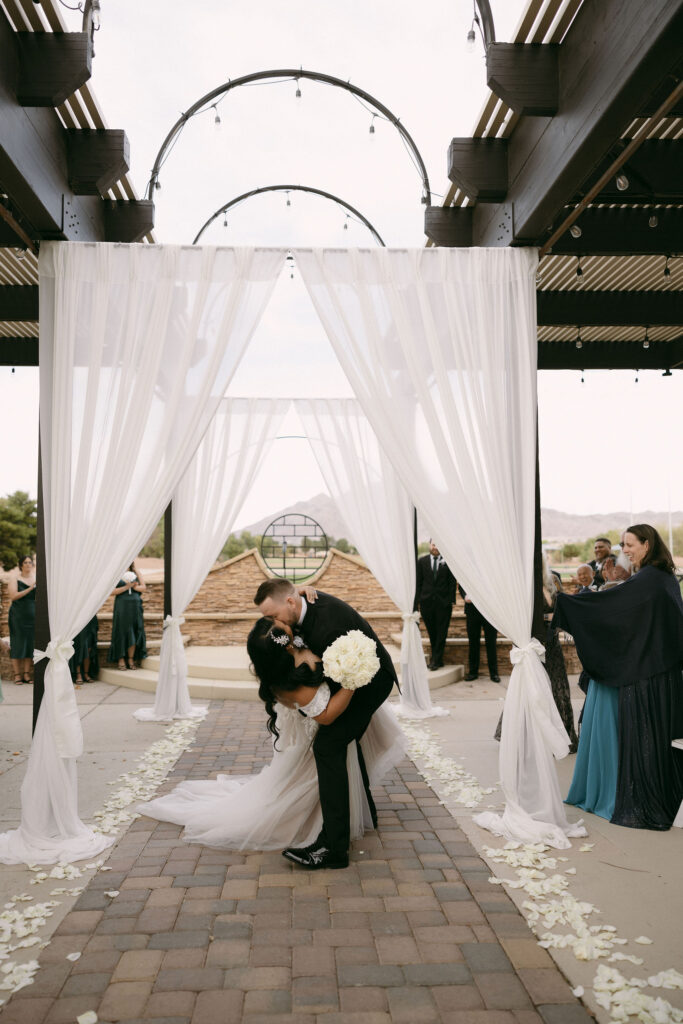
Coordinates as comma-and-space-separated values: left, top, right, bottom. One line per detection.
32, 437, 49, 733
412, 506, 419, 612
163, 501, 173, 619
531, 426, 545, 644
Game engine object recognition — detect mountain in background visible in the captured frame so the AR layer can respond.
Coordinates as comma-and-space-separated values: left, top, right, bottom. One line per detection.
238, 494, 683, 546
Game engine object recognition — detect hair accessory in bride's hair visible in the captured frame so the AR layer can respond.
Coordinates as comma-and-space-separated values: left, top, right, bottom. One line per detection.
291, 635, 305, 649
270, 631, 290, 647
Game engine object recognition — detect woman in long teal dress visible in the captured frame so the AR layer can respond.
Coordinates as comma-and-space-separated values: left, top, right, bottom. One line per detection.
554, 525, 683, 831
8, 555, 36, 684
108, 562, 147, 670
70, 616, 99, 683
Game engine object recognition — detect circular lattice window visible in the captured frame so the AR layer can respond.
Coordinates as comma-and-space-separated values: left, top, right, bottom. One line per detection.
260, 514, 329, 581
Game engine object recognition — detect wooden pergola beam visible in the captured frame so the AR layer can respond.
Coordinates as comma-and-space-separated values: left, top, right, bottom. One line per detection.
538, 337, 683, 370
0, 337, 38, 365
549, 206, 683, 256
473, 0, 683, 246
423, 206, 473, 247
0, 285, 39, 320
16, 31, 91, 107
581, 141, 683, 203
67, 129, 130, 196
447, 139, 508, 202
537, 290, 683, 326
0, 9, 104, 241
486, 43, 559, 117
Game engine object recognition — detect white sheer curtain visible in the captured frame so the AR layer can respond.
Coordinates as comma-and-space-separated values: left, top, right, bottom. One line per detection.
296, 398, 446, 718
134, 396, 289, 723
0, 243, 284, 865
296, 247, 586, 848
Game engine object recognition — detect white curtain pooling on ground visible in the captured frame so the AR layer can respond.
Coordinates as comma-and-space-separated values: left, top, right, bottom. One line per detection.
296, 397, 447, 718
0, 243, 284, 865
296, 246, 585, 848
134, 397, 289, 723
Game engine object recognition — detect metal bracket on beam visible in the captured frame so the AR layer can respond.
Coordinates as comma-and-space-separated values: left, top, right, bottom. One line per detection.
67, 129, 130, 196
424, 206, 473, 247
448, 139, 508, 203
103, 199, 155, 242
16, 31, 92, 107
486, 43, 559, 116
472, 201, 514, 246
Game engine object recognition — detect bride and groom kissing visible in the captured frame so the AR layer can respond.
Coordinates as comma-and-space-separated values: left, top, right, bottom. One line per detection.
138, 578, 405, 867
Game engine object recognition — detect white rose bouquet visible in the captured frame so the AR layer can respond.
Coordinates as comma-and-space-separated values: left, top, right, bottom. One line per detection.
322, 630, 380, 690
121, 571, 137, 584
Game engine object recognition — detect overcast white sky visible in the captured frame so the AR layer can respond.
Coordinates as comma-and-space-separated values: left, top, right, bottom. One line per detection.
0, 0, 681, 524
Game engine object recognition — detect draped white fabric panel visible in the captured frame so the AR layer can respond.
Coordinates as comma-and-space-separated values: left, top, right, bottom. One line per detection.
0, 243, 284, 865
296, 398, 446, 718
134, 397, 289, 722
296, 247, 585, 847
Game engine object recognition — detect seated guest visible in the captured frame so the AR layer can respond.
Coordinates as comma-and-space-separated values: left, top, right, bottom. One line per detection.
588, 537, 614, 588
459, 585, 499, 683
554, 524, 683, 831
575, 564, 597, 593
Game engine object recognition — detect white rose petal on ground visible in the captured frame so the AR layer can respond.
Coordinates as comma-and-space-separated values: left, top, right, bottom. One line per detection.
76, 1012, 99, 1024
635, 936, 653, 945
66, 952, 82, 962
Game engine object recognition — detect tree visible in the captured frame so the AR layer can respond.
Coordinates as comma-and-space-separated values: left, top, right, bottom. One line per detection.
561, 542, 582, 560
0, 491, 37, 570
139, 517, 164, 558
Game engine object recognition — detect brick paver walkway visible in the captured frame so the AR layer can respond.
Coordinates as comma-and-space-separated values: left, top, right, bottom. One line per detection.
3, 701, 592, 1024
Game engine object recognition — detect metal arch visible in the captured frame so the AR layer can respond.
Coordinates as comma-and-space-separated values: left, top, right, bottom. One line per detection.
192, 185, 386, 246
146, 68, 431, 206
474, 0, 496, 49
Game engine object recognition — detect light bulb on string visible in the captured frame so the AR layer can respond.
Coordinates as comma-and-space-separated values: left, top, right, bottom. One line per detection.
369, 116, 376, 135
15, 247, 27, 261
223, 214, 227, 228
91, 0, 101, 31
648, 213, 658, 228
615, 173, 629, 191
343, 215, 349, 231
213, 105, 221, 129
570, 223, 582, 238
286, 193, 291, 207
580, 371, 585, 384
663, 256, 671, 278
466, 25, 476, 52
643, 327, 650, 350
576, 256, 583, 278
575, 329, 583, 350
295, 80, 302, 99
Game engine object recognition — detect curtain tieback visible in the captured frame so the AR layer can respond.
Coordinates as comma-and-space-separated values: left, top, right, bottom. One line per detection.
509, 637, 545, 666
163, 615, 185, 629
401, 612, 421, 624
33, 637, 75, 665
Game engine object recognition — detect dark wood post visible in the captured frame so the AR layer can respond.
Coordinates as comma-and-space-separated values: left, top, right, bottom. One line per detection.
163, 501, 172, 619
32, 438, 49, 732
531, 428, 545, 643
412, 506, 419, 612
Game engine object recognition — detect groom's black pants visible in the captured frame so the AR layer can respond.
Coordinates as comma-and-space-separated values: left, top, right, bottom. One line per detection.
312, 669, 395, 856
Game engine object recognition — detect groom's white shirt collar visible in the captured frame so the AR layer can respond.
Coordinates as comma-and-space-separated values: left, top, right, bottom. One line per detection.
297, 596, 307, 626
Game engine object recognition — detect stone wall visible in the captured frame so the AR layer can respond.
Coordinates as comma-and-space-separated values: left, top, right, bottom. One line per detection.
0, 550, 581, 675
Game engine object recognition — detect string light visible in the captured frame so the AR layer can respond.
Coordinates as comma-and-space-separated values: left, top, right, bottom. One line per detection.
648, 213, 658, 228
643, 326, 650, 350
295, 80, 302, 99
369, 116, 376, 135
343, 215, 349, 230
570, 224, 582, 238
576, 256, 583, 278
286, 193, 291, 207
663, 255, 671, 278
635, 369, 639, 383
580, 371, 585, 384
466, 25, 476, 51
575, 328, 583, 350
223, 214, 227, 227
213, 105, 221, 128
14, 247, 27, 261
616, 174, 629, 191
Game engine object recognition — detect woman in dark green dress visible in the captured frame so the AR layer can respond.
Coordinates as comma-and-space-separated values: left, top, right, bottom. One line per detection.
70, 616, 99, 684
109, 562, 147, 670
8, 555, 36, 684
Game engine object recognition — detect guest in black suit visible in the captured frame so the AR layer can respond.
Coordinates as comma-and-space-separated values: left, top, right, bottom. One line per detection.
254, 578, 396, 870
458, 585, 500, 682
415, 541, 456, 670
588, 537, 614, 589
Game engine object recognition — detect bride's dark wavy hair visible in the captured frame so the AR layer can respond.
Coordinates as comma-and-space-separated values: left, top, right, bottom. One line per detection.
247, 617, 321, 744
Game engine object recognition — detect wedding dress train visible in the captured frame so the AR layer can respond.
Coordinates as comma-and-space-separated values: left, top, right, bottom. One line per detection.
137, 702, 407, 850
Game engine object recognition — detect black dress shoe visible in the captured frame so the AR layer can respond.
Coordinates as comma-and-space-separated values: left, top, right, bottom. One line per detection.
431, 661, 444, 670
490, 674, 501, 683
464, 672, 478, 681
282, 846, 348, 870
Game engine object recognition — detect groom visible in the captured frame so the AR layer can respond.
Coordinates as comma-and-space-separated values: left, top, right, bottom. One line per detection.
254, 578, 397, 869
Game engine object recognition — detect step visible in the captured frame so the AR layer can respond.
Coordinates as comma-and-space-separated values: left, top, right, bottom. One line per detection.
98, 655, 464, 702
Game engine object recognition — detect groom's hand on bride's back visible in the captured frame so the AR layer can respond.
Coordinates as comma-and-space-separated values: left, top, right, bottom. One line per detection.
298, 586, 318, 604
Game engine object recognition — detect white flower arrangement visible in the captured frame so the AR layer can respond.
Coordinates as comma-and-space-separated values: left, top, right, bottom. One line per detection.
322, 630, 380, 690
121, 571, 137, 584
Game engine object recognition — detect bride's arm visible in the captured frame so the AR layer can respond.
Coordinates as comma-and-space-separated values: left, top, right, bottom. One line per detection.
279, 682, 354, 725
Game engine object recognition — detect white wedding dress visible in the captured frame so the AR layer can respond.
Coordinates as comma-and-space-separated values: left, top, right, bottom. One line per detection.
137, 689, 407, 850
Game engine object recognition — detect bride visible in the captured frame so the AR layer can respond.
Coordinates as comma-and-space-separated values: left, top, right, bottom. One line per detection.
137, 614, 406, 850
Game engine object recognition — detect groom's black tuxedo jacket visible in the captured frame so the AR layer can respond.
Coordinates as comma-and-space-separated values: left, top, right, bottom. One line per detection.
299, 592, 398, 696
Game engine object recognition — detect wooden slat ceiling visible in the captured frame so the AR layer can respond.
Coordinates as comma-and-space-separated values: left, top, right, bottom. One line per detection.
426, 0, 683, 360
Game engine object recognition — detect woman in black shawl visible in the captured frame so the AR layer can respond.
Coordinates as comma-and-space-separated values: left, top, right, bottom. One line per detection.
553, 525, 683, 831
